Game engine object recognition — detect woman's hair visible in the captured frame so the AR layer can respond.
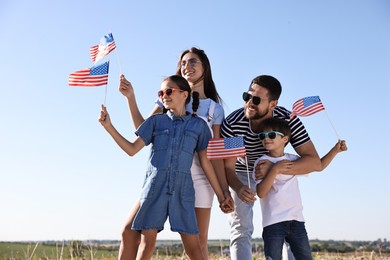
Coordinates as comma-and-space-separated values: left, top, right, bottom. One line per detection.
161, 75, 199, 115
191, 91, 200, 116
176, 47, 222, 104
260, 117, 291, 145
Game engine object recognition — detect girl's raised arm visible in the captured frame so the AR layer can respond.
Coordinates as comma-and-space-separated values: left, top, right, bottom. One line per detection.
99, 105, 145, 156
119, 74, 162, 129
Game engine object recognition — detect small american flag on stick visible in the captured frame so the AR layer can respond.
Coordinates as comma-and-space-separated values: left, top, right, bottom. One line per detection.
68, 61, 109, 87
90, 33, 116, 63
290, 96, 325, 119
207, 136, 246, 160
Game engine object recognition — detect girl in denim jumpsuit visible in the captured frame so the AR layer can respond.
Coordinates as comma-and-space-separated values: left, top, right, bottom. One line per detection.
117, 47, 233, 260
99, 75, 232, 260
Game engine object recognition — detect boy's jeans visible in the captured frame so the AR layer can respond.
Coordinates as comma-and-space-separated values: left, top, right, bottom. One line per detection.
263, 220, 313, 260
228, 172, 256, 260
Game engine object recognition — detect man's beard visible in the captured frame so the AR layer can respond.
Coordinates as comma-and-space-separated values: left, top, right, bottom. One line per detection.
245, 105, 269, 120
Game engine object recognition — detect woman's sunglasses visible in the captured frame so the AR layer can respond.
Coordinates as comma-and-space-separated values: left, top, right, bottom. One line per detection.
258, 131, 285, 141
157, 88, 183, 98
242, 92, 261, 105
180, 58, 202, 68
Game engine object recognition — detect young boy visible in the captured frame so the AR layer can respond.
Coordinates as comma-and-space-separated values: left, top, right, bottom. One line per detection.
253, 117, 347, 260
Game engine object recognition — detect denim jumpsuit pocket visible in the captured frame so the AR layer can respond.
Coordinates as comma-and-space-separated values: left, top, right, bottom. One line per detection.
181, 130, 198, 155
152, 129, 170, 151
150, 129, 170, 169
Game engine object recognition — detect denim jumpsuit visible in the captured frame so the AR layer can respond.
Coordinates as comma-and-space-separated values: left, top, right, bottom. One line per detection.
156, 98, 224, 208
132, 111, 211, 234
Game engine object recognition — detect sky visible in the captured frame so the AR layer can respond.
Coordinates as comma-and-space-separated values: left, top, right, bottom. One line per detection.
1, 0, 389, 242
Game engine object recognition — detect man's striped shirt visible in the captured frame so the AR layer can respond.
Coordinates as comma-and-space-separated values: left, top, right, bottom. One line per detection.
220, 106, 311, 172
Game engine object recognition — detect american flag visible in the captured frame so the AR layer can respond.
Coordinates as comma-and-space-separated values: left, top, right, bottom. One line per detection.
207, 136, 246, 160
290, 96, 325, 119
68, 61, 109, 87
90, 33, 116, 63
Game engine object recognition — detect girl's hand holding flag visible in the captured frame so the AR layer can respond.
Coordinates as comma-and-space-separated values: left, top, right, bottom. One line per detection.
118, 74, 134, 98
98, 105, 112, 128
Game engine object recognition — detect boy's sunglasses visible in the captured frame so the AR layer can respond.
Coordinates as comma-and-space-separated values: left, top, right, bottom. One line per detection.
258, 131, 285, 141
157, 88, 183, 98
242, 92, 261, 105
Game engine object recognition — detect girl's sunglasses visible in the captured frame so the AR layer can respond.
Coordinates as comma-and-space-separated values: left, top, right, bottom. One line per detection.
157, 88, 183, 98
242, 92, 261, 105
258, 131, 285, 141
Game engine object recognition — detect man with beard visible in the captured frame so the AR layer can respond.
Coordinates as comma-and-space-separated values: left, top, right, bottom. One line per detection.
220, 75, 322, 260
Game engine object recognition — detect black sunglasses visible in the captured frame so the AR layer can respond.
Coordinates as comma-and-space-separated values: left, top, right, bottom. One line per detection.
242, 92, 261, 105
157, 88, 183, 98
258, 131, 285, 141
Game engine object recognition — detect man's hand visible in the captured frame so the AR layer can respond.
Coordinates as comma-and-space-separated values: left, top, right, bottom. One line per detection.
237, 185, 256, 204
273, 160, 294, 174
254, 160, 273, 180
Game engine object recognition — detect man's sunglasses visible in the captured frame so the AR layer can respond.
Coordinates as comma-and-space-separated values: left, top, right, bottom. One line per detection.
242, 92, 261, 105
158, 88, 183, 98
258, 131, 285, 141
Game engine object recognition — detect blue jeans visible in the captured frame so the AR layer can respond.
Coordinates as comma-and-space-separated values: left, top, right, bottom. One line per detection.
263, 220, 312, 260
229, 172, 256, 260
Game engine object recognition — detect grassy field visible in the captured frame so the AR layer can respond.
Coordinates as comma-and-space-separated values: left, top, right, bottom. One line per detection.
0, 242, 117, 260
1, 241, 390, 260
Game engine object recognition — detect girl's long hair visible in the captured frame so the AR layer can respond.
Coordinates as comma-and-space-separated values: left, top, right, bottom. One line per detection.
176, 47, 222, 104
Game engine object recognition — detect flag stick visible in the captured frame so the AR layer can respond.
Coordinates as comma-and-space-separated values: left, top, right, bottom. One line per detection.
103, 84, 108, 106
109, 28, 123, 74
114, 47, 123, 74
245, 156, 251, 189
102, 58, 111, 106
324, 110, 340, 139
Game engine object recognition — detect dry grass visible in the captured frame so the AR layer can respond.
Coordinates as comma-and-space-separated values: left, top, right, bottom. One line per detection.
2, 242, 390, 260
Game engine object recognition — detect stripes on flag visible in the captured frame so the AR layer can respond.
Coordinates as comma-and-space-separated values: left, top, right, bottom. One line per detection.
90, 33, 116, 63
68, 61, 109, 87
290, 96, 325, 119
207, 136, 247, 160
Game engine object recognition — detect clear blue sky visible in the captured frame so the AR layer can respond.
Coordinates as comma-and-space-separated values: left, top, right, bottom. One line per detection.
1, 0, 389, 242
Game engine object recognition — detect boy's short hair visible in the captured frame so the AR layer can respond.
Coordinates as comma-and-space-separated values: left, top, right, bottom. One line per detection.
260, 117, 291, 144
